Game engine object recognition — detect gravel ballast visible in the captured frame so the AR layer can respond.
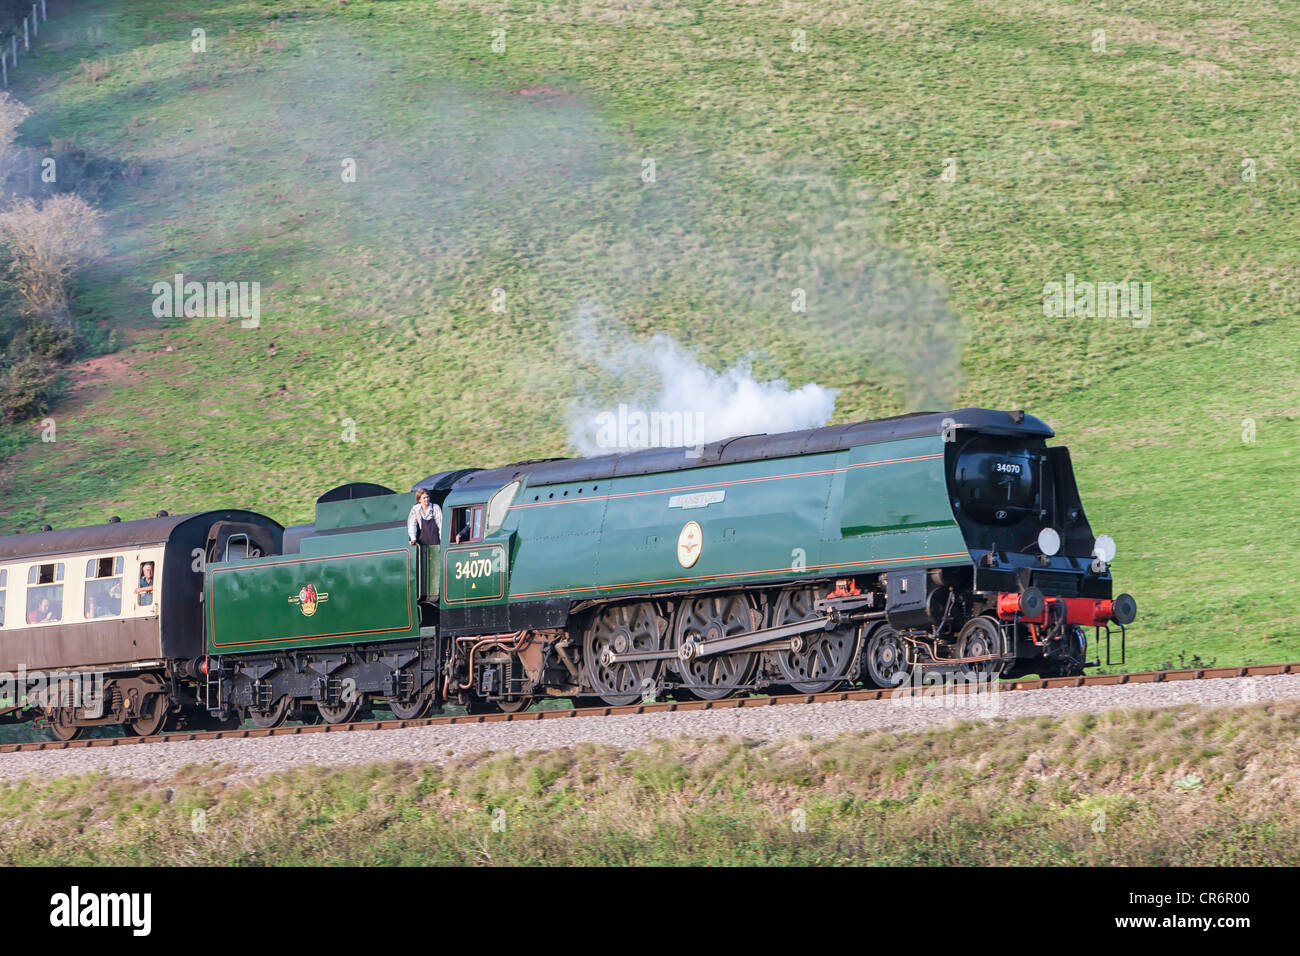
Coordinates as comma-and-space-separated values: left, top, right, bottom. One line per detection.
2, 673, 1297, 783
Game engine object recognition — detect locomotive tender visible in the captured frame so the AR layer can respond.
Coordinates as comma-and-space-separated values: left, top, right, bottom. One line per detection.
0, 408, 1135, 738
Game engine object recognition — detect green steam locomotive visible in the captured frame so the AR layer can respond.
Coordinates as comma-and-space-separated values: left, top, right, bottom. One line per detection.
0, 408, 1135, 737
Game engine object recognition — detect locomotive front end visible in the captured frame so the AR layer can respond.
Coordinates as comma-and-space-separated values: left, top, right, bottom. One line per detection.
945, 417, 1137, 677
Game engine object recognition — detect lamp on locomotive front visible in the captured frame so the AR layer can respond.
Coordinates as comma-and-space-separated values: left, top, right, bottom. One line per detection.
1091, 534, 1117, 574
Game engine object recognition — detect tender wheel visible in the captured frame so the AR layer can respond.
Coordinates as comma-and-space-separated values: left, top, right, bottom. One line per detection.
47, 708, 83, 742
316, 695, 364, 724
248, 694, 293, 729
955, 616, 1007, 678
672, 593, 759, 700
582, 602, 664, 706
387, 685, 434, 720
769, 588, 856, 693
864, 624, 912, 688
127, 694, 172, 737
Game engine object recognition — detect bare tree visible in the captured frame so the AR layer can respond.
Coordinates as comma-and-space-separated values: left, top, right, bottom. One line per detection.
0, 193, 104, 324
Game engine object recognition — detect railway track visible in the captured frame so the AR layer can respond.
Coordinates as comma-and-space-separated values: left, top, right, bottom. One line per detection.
3, 662, 1297, 755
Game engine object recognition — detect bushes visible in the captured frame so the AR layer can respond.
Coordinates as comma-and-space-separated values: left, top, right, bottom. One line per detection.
0, 317, 74, 422
0, 93, 104, 422
0, 193, 103, 323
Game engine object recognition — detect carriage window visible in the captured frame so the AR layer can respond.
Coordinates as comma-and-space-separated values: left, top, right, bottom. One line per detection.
136, 561, 157, 607
84, 556, 124, 619
450, 505, 484, 544
0, 569, 7, 627
26, 562, 64, 625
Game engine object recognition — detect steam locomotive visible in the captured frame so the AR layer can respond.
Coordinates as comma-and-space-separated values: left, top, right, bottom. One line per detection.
0, 408, 1135, 738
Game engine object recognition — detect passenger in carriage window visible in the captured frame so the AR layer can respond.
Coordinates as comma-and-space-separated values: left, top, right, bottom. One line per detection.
136, 562, 155, 606
27, 597, 53, 625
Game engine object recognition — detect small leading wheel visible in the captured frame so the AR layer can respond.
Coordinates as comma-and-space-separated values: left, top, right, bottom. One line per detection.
1041, 625, 1087, 678
387, 686, 435, 720
864, 624, 911, 688
127, 694, 172, 737
316, 695, 364, 725
955, 616, 1007, 678
248, 695, 293, 729
47, 708, 83, 742
769, 589, 856, 693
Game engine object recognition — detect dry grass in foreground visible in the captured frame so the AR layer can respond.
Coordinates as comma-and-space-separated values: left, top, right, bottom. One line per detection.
2, 701, 1298, 866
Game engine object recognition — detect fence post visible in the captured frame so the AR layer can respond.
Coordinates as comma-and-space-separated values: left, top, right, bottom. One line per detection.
31, 6, 37, 38
12, 35, 16, 67
2, 53, 6, 90
42, 0, 46, 22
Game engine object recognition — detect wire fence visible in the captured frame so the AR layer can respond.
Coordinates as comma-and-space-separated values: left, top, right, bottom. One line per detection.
1, 0, 49, 89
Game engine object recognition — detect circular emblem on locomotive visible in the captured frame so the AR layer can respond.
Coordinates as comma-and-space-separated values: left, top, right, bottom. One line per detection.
676, 521, 703, 568
288, 583, 330, 617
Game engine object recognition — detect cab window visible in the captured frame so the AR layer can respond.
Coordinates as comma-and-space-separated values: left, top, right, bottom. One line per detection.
26, 562, 64, 625
84, 556, 124, 619
450, 505, 484, 544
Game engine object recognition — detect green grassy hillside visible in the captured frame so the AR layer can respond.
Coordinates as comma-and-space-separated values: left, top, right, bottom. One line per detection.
0, 0, 1295, 670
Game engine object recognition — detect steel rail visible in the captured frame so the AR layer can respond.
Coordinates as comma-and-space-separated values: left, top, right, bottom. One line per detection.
2, 662, 1297, 755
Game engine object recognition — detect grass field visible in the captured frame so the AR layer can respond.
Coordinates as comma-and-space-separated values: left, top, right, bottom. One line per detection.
0, 0, 1295, 671
3, 701, 1299, 865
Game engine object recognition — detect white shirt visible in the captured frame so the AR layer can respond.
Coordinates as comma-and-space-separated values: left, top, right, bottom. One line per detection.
407, 502, 443, 544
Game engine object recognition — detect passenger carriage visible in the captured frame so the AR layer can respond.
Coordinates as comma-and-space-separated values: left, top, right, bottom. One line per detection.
0, 511, 280, 738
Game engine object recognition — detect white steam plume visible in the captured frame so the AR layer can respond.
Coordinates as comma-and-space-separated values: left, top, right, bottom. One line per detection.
567, 309, 838, 457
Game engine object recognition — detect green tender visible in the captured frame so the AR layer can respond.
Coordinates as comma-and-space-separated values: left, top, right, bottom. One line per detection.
206, 547, 418, 653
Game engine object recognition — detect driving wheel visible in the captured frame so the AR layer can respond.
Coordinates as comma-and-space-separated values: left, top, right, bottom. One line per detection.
672, 593, 759, 700
769, 588, 856, 693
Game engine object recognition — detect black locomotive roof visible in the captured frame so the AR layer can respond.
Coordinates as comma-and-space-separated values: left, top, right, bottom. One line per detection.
0, 510, 279, 563
411, 468, 484, 496
316, 482, 396, 505
439, 408, 1051, 495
